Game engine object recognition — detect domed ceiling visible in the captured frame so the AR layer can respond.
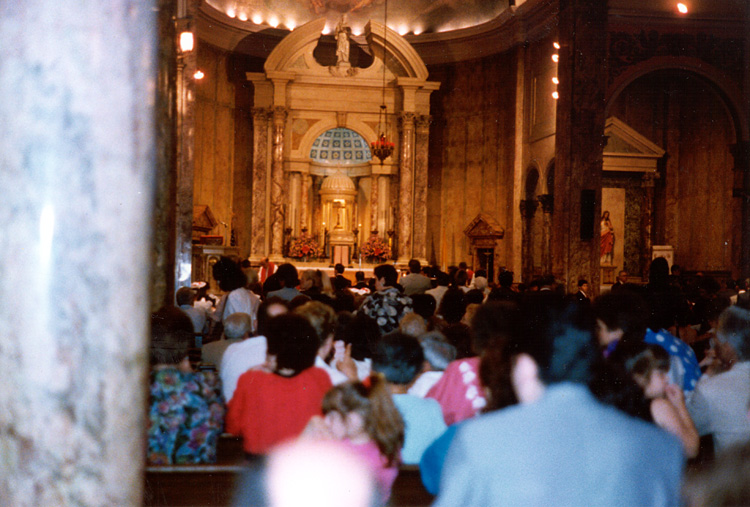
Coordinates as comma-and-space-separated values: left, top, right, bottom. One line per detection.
204, 0, 511, 35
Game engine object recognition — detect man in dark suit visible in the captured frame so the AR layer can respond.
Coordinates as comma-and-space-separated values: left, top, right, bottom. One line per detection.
333, 263, 351, 291
575, 278, 590, 304
435, 295, 684, 506
611, 270, 628, 292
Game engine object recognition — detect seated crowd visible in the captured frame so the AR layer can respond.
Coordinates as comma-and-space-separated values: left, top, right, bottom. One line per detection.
147, 256, 750, 505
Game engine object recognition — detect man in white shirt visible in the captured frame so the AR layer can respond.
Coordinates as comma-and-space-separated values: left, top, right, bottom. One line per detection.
688, 305, 750, 454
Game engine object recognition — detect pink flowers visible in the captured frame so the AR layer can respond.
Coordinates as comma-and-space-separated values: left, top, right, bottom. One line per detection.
360, 235, 391, 260
289, 233, 322, 259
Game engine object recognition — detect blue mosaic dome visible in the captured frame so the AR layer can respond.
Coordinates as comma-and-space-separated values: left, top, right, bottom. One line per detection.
310, 128, 372, 165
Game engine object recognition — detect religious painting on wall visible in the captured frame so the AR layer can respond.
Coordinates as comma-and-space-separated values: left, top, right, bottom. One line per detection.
600, 187, 625, 269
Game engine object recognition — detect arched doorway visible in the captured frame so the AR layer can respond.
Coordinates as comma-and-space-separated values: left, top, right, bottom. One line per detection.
607, 69, 742, 278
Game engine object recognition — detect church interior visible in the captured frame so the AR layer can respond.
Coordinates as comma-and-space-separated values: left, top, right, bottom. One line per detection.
1, 0, 749, 504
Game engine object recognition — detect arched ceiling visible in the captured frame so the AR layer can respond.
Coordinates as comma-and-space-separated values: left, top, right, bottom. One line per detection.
196, 0, 748, 65
203, 0, 511, 36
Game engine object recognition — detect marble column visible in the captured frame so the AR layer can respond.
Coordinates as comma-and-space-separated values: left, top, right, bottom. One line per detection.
414, 115, 431, 262
731, 141, 750, 278
174, 17, 196, 293
270, 106, 288, 259
370, 174, 379, 234
251, 107, 270, 259
398, 112, 416, 263
520, 199, 539, 282
0, 0, 157, 504
641, 173, 657, 278
551, 0, 608, 291
300, 172, 311, 232
538, 194, 554, 275
290, 172, 301, 234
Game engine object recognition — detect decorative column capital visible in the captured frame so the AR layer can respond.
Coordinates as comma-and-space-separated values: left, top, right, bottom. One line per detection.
252, 107, 270, 122
399, 112, 416, 129
520, 199, 539, 219
538, 194, 554, 214
272, 106, 288, 124
415, 115, 432, 132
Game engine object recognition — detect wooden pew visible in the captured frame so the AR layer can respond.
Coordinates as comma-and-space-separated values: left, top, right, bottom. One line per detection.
144, 435, 434, 506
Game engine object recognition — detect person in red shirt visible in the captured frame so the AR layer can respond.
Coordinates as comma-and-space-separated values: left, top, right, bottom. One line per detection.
226, 313, 332, 455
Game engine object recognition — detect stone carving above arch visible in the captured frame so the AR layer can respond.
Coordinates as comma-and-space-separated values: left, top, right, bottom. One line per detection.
262, 18, 429, 81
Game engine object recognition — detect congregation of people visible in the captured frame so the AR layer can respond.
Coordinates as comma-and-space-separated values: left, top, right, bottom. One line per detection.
147, 255, 750, 505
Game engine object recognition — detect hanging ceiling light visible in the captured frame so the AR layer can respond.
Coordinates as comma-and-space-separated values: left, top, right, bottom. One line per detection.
371, 0, 395, 164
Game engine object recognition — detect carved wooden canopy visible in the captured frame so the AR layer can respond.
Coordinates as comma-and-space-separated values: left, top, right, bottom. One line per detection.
464, 214, 505, 244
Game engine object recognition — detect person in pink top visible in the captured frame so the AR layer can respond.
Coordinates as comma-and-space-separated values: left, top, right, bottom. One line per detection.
427, 301, 519, 425
303, 374, 404, 504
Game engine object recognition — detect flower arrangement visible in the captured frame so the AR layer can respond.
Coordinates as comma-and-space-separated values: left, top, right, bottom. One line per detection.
360, 234, 391, 261
288, 233, 322, 259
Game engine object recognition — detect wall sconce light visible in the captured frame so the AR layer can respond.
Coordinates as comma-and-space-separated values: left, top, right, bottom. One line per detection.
193, 70, 205, 80
179, 31, 194, 52
551, 54, 559, 63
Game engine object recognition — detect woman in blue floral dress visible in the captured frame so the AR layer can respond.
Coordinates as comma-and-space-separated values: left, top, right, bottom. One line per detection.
147, 306, 225, 465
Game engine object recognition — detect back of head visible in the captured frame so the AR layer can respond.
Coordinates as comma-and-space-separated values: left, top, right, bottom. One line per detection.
593, 291, 648, 344
334, 263, 345, 275
399, 312, 427, 338
648, 257, 670, 289
408, 259, 421, 274
498, 270, 514, 288
471, 301, 520, 355
265, 314, 319, 375
610, 340, 670, 382
372, 332, 425, 385
224, 312, 253, 340
436, 271, 450, 287
514, 293, 597, 385
294, 300, 337, 345
420, 332, 456, 371
175, 286, 195, 306
276, 263, 300, 289
717, 305, 750, 361
454, 270, 468, 288
465, 288, 485, 305
151, 306, 194, 365
438, 287, 466, 324
355, 271, 365, 282
212, 256, 248, 292
256, 297, 288, 337
374, 264, 398, 287
322, 374, 404, 465
342, 312, 380, 361
410, 293, 437, 319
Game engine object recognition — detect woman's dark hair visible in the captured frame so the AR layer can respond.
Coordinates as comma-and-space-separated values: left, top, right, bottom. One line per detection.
513, 292, 597, 385
443, 322, 473, 359
373, 264, 398, 287
592, 291, 648, 346
453, 269, 468, 288
276, 263, 300, 289
341, 312, 380, 361
265, 314, 319, 375
411, 294, 437, 319
465, 289, 485, 305
372, 332, 424, 385
438, 287, 466, 324
150, 306, 194, 365
610, 341, 670, 384
212, 256, 247, 292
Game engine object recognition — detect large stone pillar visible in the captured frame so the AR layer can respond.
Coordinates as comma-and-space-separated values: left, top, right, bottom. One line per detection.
251, 107, 270, 259
414, 115, 431, 262
0, 0, 157, 504
538, 194, 554, 275
370, 173, 379, 234
270, 107, 288, 259
174, 8, 196, 292
641, 173, 656, 278
300, 172, 311, 231
551, 0, 608, 292
398, 112, 416, 263
520, 199, 539, 282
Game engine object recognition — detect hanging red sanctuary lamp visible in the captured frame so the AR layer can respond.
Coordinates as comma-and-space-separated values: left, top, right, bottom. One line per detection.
370, 0, 394, 164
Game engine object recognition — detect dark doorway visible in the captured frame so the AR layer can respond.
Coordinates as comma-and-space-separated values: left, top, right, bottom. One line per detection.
477, 248, 495, 284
